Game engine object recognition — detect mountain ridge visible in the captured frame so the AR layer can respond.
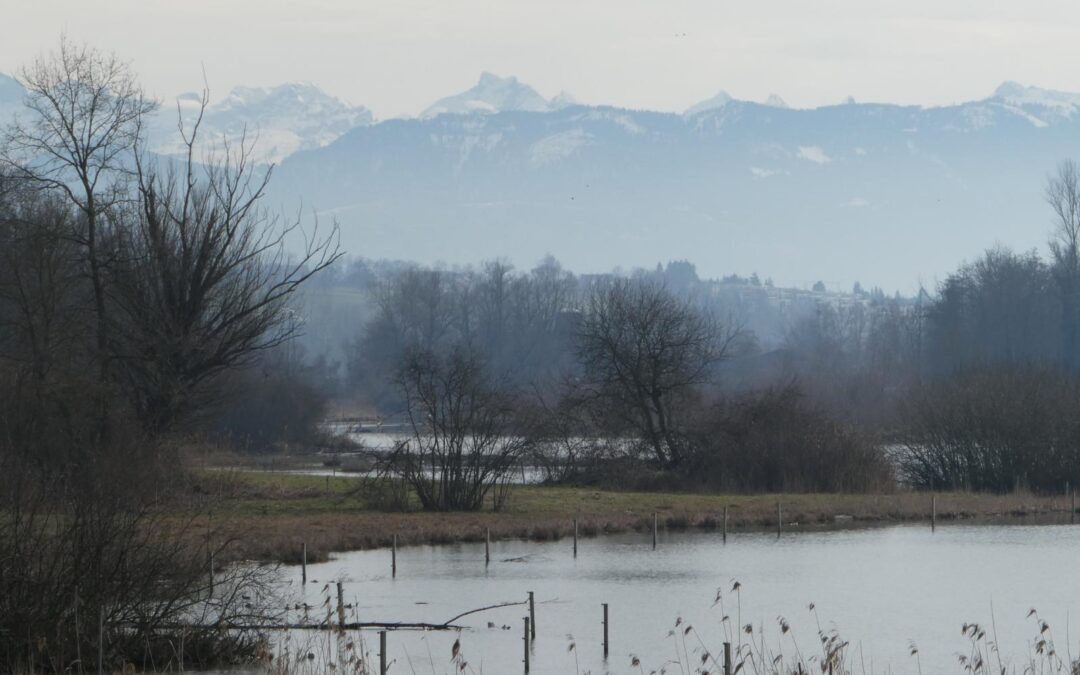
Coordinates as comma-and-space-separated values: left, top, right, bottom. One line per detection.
269, 83, 1080, 290
3, 70, 1080, 289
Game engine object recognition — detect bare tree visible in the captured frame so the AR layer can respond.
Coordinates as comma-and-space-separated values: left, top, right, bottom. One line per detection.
1, 37, 157, 389
106, 90, 341, 432
1046, 160, 1080, 368
575, 279, 738, 468
386, 345, 528, 511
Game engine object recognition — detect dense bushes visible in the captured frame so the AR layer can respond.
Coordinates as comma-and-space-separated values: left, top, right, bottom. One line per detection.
684, 386, 893, 493
0, 444, 276, 672
897, 367, 1080, 493
207, 345, 330, 452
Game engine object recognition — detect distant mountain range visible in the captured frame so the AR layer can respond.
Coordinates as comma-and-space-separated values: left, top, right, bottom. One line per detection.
420, 71, 578, 118
149, 82, 373, 165
268, 77, 1080, 290
0, 74, 373, 165
3, 71, 1080, 289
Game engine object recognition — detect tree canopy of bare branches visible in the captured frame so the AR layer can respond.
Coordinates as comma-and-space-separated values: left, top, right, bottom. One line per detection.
106, 90, 341, 431
1047, 160, 1080, 368
1, 38, 341, 435
1, 37, 157, 394
387, 346, 528, 511
575, 279, 737, 468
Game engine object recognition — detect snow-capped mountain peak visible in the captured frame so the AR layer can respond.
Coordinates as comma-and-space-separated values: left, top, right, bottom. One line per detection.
550, 90, 580, 110
988, 81, 1080, 113
684, 90, 734, 116
420, 72, 551, 118
151, 81, 373, 164
764, 93, 788, 109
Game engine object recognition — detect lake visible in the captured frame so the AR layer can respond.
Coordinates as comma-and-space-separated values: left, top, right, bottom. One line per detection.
276, 519, 1080, 674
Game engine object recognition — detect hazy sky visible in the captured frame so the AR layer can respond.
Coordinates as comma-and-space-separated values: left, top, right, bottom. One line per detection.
4, 1, 1080, 118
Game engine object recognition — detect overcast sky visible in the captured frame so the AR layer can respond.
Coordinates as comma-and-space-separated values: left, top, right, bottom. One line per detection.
4, 0, 1080, 118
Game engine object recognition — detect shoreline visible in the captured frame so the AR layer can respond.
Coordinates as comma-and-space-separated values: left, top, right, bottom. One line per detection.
201, 472, 1079, 565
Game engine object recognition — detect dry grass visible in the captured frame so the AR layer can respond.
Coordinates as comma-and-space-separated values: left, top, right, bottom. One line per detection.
192, 471, 1078, 564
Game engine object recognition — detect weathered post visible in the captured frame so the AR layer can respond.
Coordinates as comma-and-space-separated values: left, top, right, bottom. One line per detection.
1072, 489, 1076, 524
723, 641, 732, 675
573, 518, 578, 558
336, 581, 346, 629
524, 616, 531, 673
777, 502, 782, 537
932, 495, 937, 530
302, 542, 308, 585
379, 630, 388, 675
485, 528, 491, 566
652, 512, 658, 549
528, 591, 536, 639
602, 603, 609, 658
392, 534, 398, 578
98, 605, 104, 675
723, 506, 728, 543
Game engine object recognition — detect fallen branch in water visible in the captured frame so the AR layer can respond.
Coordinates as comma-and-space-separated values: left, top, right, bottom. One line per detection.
443, 600, 528, 626
112, 600, 531, 633
114, 620, 466, 632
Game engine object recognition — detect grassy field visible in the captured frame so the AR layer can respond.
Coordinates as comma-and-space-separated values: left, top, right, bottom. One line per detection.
196, 470, 1079, 564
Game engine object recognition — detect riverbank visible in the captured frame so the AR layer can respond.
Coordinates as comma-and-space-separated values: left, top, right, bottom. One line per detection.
196, 471, 1078, 565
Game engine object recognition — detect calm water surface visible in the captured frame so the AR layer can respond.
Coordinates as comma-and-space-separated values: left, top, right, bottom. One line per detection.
280, 522, 1080, 674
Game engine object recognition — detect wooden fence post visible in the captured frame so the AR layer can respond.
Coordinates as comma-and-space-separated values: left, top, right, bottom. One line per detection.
932, 495, 937, 530
392, 534, 397, 578
723, 506, 728, 543
336, 581, 345, 629
524, 616, 531, 673
379, 630, 388, 675
602, 603, 609, 658
777, 502, 782, 537
724, 641, 732, 675
302, 542, 307, 585
528, 591, 536, 640
652, 512, 658, 549
97, 605, 104, 675
485, 528, 491, 566
573, 518, 578, 558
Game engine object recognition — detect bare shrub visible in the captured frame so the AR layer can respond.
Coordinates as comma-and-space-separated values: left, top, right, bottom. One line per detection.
897, 367, 1080, 492
687, 384, 893, 493
0, 442, 280, 672
383, 346, 529, 511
